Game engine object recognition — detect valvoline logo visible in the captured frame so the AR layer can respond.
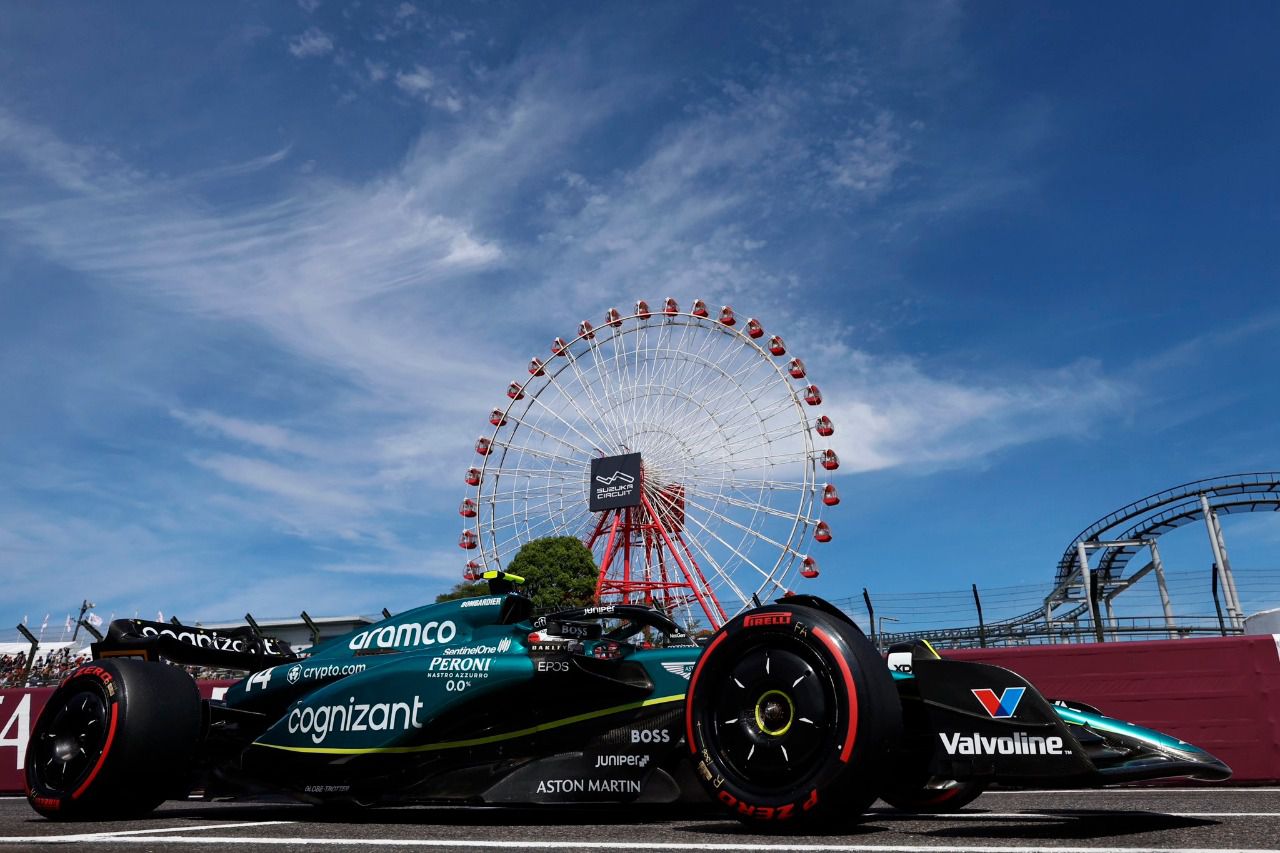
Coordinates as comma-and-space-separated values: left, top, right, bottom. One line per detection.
972, 686, 1025, 718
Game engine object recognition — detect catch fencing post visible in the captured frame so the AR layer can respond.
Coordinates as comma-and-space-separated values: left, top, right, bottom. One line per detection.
972, 584, 986, 648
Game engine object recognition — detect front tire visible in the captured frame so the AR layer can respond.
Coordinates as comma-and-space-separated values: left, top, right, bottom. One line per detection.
26, 659, 202, 820
685, 603, 900, 828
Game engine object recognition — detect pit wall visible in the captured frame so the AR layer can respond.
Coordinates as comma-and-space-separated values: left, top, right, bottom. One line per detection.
946, 634, 1280, 783
0, 681, 234, 795
2, 636, 1278, 795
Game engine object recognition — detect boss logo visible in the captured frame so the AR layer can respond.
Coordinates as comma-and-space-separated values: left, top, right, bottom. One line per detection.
631, 728, 671, 744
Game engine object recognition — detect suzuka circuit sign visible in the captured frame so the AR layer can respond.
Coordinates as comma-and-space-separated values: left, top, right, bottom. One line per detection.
590, 453, 642, 512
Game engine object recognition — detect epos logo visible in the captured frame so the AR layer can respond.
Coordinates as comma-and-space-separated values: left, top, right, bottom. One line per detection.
972, 686, 1026, 718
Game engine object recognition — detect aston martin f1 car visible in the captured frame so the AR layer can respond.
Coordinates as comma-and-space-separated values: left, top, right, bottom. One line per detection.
25, 580, 1230, 826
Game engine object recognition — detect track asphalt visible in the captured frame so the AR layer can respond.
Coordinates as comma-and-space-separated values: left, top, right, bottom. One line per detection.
1, 788, 1278, 853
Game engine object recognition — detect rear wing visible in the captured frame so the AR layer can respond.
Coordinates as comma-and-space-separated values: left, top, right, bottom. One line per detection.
92, 618, 299, 671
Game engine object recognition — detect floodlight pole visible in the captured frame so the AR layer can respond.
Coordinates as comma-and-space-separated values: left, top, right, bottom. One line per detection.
972, 584, 986, 648
70, 599, 94, 643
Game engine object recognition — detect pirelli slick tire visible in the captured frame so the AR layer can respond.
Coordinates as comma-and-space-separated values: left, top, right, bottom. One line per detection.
879, 777, 987, 813
685, 603, 900, 828
25, 659, 202, 820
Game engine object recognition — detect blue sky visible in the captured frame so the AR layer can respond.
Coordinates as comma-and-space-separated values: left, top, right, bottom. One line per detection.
2, 2, 1277, 630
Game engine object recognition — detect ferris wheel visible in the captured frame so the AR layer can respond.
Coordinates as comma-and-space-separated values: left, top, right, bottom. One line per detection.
458, 298, 840, 628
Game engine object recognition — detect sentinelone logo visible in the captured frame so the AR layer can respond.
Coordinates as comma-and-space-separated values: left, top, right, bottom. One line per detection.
589, 453, 642, 512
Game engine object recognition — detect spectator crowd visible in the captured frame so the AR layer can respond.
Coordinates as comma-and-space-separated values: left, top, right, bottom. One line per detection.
1, 648, 87, 688
1, 650, 240, 688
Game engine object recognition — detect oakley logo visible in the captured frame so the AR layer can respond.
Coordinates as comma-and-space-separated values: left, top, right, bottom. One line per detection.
972, 687, 1026, 718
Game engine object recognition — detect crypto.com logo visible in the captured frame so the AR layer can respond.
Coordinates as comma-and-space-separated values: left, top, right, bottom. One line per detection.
972, 686, 1026, 718
594, 471, 635, 486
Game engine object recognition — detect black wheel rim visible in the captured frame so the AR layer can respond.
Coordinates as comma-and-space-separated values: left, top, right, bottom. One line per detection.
32, 686, 110, 796
703, 638, 838, 788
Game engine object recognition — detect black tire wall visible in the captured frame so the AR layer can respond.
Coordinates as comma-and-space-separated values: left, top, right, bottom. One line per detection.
685, 602, 901, 828
26, 658, 202, 820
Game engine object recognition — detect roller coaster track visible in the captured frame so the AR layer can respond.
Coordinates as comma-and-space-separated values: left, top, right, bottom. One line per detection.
878, 473, 1280, 644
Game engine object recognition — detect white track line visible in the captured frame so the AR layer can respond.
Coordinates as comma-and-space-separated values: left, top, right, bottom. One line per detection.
75, 820, 296, 837
874, 813, 1280, 820
983, 788, 1280, 794
1, 838, 1278, 852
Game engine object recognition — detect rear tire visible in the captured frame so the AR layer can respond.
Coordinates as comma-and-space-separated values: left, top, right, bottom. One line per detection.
685, 603, 900, 828
25, 659, 202, 820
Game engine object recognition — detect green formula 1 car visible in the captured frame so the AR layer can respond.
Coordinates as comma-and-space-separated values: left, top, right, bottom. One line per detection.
25, 579, 1230, 826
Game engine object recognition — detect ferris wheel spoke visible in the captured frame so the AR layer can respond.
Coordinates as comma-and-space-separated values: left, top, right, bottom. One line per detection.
538, 357, 625, 452
703, 450, 813, 472
678, 490, 804, 560
699, 386, 800, 442
585, 329, 635, 437
643, 482, 753, 608
482, 482, 579, 501
487, 505, 593, 550
642, 320, 699, 430
561, 342, 628, 449
517, 389, 613, 457
719, 412, 805, 456
684, 488, 813, 525
487, 439, 589, 470
684, 476, 809, 493
624, 330, 652, 448
501, 412, 600, 459
675, 501, 789, 597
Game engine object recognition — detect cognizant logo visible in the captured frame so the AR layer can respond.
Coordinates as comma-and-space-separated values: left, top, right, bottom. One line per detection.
348, 620, 457, 651
288, 696, 426, 744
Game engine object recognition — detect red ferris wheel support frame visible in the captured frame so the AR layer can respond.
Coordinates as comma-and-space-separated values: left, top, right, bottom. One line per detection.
585, 479, 729, 628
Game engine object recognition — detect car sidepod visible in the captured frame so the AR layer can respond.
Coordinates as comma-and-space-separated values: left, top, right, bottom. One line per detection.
220, 597, 702, 805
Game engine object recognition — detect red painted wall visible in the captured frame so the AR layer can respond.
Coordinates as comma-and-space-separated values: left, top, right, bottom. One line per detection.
0, 680, 234, 796
947, 634, 1280, 783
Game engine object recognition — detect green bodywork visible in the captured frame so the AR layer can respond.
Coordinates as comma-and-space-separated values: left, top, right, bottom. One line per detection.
220, 594, 698, 756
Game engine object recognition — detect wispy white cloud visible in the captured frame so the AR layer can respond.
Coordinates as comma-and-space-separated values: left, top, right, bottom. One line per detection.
827, 111, 908, 198
821, 353, 1130, 473
288, 27, 333, 59
170, 408, 323, 457
395, 66, 433, 96
191, 453, 369, 512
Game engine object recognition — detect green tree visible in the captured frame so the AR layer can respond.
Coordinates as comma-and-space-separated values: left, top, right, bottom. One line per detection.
434, 580, 490, 603
507, 536, 598, 611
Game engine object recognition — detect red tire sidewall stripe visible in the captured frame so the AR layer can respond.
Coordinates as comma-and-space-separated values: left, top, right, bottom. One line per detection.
812, 626, 858, 763
71, 695, 119, 801
685, 630, 728, 753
